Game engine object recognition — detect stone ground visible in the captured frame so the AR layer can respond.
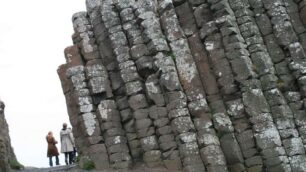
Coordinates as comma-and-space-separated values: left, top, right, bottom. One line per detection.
13, 164, 181, 172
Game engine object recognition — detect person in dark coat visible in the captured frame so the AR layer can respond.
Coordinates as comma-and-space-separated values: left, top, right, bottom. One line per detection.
46, 131, 60, 167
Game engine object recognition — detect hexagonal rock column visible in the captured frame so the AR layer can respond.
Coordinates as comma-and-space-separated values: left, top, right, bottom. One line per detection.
97, 100, 132, 169
100, 0, 162, 168
59, 62, 109, 169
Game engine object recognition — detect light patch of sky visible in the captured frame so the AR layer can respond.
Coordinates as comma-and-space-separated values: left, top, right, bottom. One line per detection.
0, 0, 85, 168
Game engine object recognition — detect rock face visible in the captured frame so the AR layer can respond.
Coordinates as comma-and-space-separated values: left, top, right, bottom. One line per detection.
58, 0, 306, 171
0, 100, 17, 172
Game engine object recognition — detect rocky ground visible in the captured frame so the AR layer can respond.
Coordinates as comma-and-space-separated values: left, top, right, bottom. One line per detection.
13, 164, 181, 172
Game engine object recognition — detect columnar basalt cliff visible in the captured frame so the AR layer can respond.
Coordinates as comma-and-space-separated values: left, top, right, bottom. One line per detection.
58, 0, 306, 171
0, 100, 17, 172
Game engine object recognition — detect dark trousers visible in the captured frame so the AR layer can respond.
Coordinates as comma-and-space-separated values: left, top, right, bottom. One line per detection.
49, 156, 59, 167
64, 152, 73, 165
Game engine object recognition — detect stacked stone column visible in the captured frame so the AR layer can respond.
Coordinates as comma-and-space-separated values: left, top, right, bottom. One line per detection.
75, 11, 133, 169
97, 100, 132, 169
229, 0, 306, 171
205, 0, 291, 171
87, 0, 143, 163
161, 1, 237, 172
189, 1, 254, 171
138, 1, 206, 171
283, 0, 306, 51
58, 50, 109, 169
134, 2, 194, 170
100, 0, 163, 167
127, 1, 185, 169
251, 3, 306, 166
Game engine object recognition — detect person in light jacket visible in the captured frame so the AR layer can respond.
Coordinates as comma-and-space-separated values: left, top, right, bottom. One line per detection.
60, 123, 75, 165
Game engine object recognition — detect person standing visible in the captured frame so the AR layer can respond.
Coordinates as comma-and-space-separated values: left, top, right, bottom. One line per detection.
46, 131, 60, 167
60, 123, 75, 165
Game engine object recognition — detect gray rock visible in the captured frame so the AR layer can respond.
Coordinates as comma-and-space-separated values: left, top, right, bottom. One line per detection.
171, 117, 195, 134
193, 116, 213, 131
108, 143, 129, 154
109, 152, 131, 163
160, 71, 182, 92
212, 113, 234, 133
242, 89, 270, 117
230, 56, 255, 81
225, 99, 245, 118
168, 108, 189, 119
271, 105, 294, 119
220, 133, 244, 165
183, 164, 206, 172
250, 51, 274, 76
200, 145, 226, 166
261, 147, 286, 159
120, 8, 135, 23
197, 133, 220, 147
236, 130, 255, 151
133, 109, 149, 120
274, 21, 298, 46
242, 148, 258, 159
289, 42, 306, 60
120, 67, 141, 83
136, 118, 152, 130
254, 126, 282, 150
256, 14, 273, 36
140, 136, 159, 151
290, 155, 306, 172
260, 74, 278, 91
206, 165, 228, 172
175, 2, 197, 36
194, 4, 213, 28
128, 94, 149, 110
161, 9, 185, 41
188, 98, 210, 117
264, 34, 286, 63
137, 127, 155, 138
283, 137, 305, 156
245, 156, 263, 167
149, 106, 168, 119
130, 44, 149, 59
125, 80, 143, 96
264, 89, 287, 106
156, 125, 173, 135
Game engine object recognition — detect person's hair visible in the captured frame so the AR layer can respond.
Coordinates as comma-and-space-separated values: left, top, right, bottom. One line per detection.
47, 131, 53, 139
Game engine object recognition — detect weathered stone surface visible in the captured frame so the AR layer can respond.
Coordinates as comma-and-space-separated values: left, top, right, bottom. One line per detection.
58, 0, 306, 171
242, 89, 270, 117
175, 2, 197, 36
128, 94, 149, 110
220, 133, 244, 165
0, 100, 19, 171
254, 126, 282, 150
